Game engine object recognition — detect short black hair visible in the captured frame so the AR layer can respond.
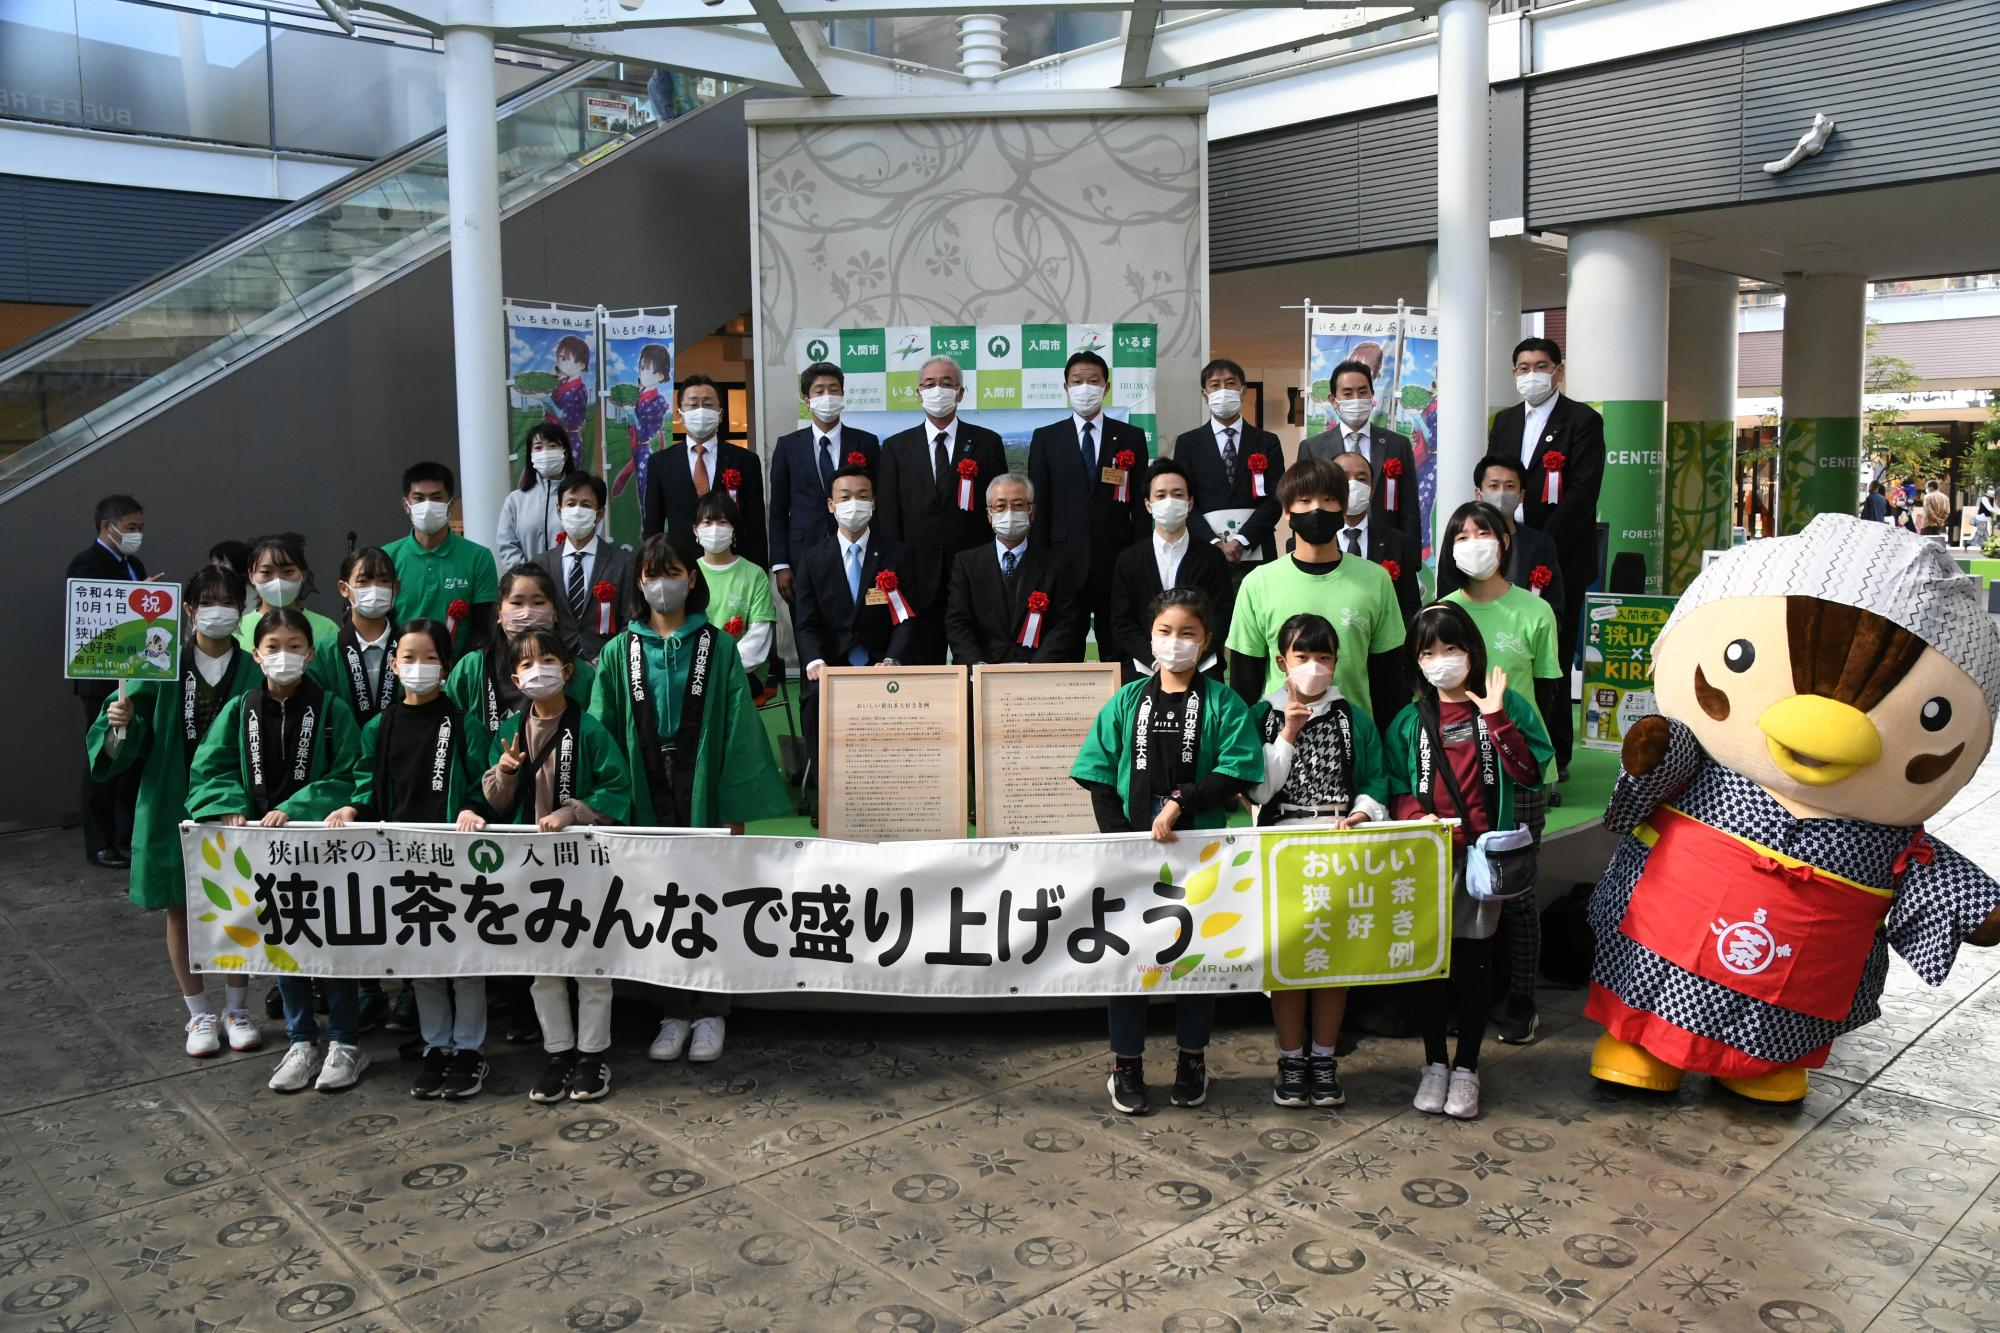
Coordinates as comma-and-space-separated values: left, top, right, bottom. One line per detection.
339, 545, 397, 587
1407, 601, 1489, 704
1065, 350, 1109, 381
208, 540, 250, 576
1147, 586, 1215, 640
1442, 500, 1513, 571
1199, 358, 1246, 388
678, 372, 719, 403
1512, 336, 1562, 366
829, 462, 873, 488
247, 533, 312, 587
506, 627, 573, 672
1474, 453, 1528, 490
94, 494, 142, 529
632, 533, 712, 619
187, 564, 245, 610
1275, 457, 1346, 512
557, 470, 607, 507
799, 362, 844, 396
692, 489, 742, 528
252, 607, 313, 648
403, 461, 456, 497
1329, 359, 1375, 389
1145, 456, 1189, 489
394, 617, 457, 669
1275, 612, 1338, 662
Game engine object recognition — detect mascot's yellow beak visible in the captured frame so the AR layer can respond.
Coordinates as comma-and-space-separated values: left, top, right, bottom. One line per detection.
1758, 694, 1882, 786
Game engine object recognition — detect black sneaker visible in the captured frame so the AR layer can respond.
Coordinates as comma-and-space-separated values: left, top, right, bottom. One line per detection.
1309, 1055, 1346, 1108
356, 987, 387, 1034
441, 1049, 488, 1100
530, 1051, 577, 1103
1169, 1051, 1208, 1108
1494, 995, 1540, 1046
384, 986, 418, 1033
263, 985, 284, 1020
410, 1047, 451, 1099
568, 1053, 611, 1102
1272, 1056, 1310, 1108
1107, 1057, 1149, 1115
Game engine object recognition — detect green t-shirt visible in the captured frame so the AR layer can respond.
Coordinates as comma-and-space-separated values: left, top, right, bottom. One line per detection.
1224, 554, 1406, 716
233, 604, 342, 655
696, 557, 776, 638
384, 531, 500, 654
1444, 585, 1560, 730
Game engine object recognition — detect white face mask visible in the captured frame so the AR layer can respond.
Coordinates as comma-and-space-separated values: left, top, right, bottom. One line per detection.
641, 577, 690, 613
515, 663, 566, 700
116, 529, 145, 556
990, 510, 1031, 542
695, 523, 734, 554
1287, 661, 1332, 698
350, 586, 395, 619
919, 385, 960, 418
398, 662, 442, 695
1206, 388, 1242, 420
560, 505, 598, 542
1346, 479, 1372, 518
1515, 371, 1556, 406
1066, 382, 1106, 415
531, 447, 567, 479
1421, 653, 1470, 690
408, 499, 450, 535
259, 651, 307, 687
1335, 397, 1374, 429
681, 406, 720, 439
1453, 536, 1503, 581
834, 498, 874, 533
193, 606, 241, 640
1149, 496, 1191, 531
808, 393, 844, 424
501, 604, 554, 634
256, 577, 301, 609
1152, 635, 1202, 672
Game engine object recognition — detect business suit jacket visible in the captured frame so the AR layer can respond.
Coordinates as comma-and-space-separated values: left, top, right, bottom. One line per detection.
768, 423, 881, 571
641, 439, 769, 568
1298, 423, 1420, 535
875, 419, 1009, 613
67, 541, 147, 702
1487, 394, 1605, 595
535, 539, 635, 663
1175, 421, 1286, 560
1435, 519, 1568, 623
1108, 535, 1235, 683
1335, 519, 1422, 625
1025, 414, 1149, 604
791, 530, 914, 673
945, 540, 1083, 666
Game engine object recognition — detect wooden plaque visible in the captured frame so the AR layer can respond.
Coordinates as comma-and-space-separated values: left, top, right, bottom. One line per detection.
818, 665, 969, 842
972, 662, 1122, 838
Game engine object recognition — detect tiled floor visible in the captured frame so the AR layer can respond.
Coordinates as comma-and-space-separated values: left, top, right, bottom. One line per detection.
4, 755, 2000, 1332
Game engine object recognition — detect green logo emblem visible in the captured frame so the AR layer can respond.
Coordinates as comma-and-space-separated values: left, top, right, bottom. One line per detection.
987, 335, 1010, 358
886, 681, 900, 694
806, 339, 829, 361
468, 840, 505, 874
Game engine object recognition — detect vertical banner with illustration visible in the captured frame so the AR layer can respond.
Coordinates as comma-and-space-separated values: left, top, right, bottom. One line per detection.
599, 306, 676, 542
794, 324, 1158, 473
503, 300, 600, 483
1580, 592, 1677, 751
1663, 420, 1734, 594
1306, 307, 1441, 560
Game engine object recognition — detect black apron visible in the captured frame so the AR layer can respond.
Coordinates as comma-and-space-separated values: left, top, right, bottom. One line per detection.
1127, 675, 1202, 830
242, 680, 325, 818
371, 698, 461, 823
626, 625, 718, 825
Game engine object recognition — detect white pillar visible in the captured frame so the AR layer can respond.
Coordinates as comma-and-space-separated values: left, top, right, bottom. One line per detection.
1777, 272, 1867, 534
1425, 248, 1441, 308
1487, 236, 1522, 415
443, 24, 509, 557
1664, 274, 1739, 590
1434, 0, 1489, 562
958, 16, 1006, 88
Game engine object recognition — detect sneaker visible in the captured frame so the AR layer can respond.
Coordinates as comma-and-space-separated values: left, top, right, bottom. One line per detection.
1493, 995, 1540, 1046
688, 1016, 725, 1063
1445, 1067, 1482, 1119
649, 1018, 690, 1062
411, 1047, 451, 1099
441, 1049, 489, 1100
356, 988, 388, 1034
530, 1051, 577, 1103
263, 985, 284, 1020
1107, 1057, 1149, 1115
268, 1041, 321, 1094
221, 1008, 263, 1052
315, 1042, 369, 1092
1169, 1051, 1208, 1108
1308, 1055, 1346, 1108
569, 1053, 611, 1101
184, 1012, 222, 1059
384, 986, 419, 1033
1272, 1056, 1310, 1107
1413, 1061, 1450, 1114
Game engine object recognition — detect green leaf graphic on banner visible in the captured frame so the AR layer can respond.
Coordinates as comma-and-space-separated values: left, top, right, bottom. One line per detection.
1159, 861, 1171, 886
1170, 954, 1204, 980
1232, 850, 1252, 867
201, 878, 230, 912
234, 848, 253, 879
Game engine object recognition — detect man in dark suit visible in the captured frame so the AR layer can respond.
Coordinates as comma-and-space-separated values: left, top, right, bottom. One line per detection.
1025, 350, 1149, 650
946, 473, 1084, 665
533, 472, 634, 664
642, 374, 768, 568
1328, 452, 1421, 624
768, 361, 880, 606
1108, 458, 1235, 683
875, 355, 1007, 664
1435, 454, 1570, 618
792, 465, 914, 768
67, 494, 147, 869
1487, 337, 1604, 776
1298, 358, 1420, 536
1175, 358, 1286, 565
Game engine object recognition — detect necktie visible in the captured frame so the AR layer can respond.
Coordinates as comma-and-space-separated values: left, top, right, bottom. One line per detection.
845, 542, 862, 605
1222, 427, 1238, 487
817, 435, 835, 492
1080, 420, 1095, 471
568, 550, 587, 621
692, 443, 710, 496
1344, 528, 1363, 557
934, 431, 950, 480
1001, 548, 1019, 580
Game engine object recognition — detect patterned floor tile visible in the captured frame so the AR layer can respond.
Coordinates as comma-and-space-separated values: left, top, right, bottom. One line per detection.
1867, 1244, 2000, 1333
1941, 1170, 2000, 1265
0, 1222, 133, 1333
1874, 1044, 2000, 1119
2, 1084, 253, 1228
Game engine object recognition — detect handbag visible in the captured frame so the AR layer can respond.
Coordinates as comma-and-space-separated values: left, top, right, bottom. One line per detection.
1422, 707, 1540, 901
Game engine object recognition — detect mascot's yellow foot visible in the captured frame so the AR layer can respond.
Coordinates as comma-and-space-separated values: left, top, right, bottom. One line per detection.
1717, 1067, 1808, 1103
1590, 1034, 1684, 1092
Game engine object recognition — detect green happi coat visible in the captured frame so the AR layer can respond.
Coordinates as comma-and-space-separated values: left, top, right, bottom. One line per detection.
87, 648, 262, 909
349, 702, 488, 823
446, 646, 597, 763
1070, 676, 1265, 831
485, 706, 633, 826
185, 684, 365, 822
588, 616, 792, 828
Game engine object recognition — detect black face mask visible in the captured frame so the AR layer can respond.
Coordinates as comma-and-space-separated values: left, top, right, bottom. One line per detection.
1289, 506, 1343, 546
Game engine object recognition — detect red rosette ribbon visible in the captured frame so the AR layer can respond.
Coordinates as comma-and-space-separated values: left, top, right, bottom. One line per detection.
1529, 564, 1553, 599
722, 467, 743, 503
1246, 452, 1270, 498
1112, 448, 1138, 502
1541, 450, 1566, 505
1017, 590, 1051, 649
446, 599, 471, 638
846, 451, 867, 469
1382, 455, 1403, 510
955, 457, 979, 511
1381, 559, 1402, 583
875, 569, 913, 624
723, 615, 746, 637
593, 580, 618, 636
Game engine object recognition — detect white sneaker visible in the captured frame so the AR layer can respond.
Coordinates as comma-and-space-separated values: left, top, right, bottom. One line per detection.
184, 1012, 222, 1059
688, 1016, 725, 1063
649, 1019, 690, 1062
269, 1041, 321, 1094
221, 1008, 263, 1052
315, 1042, 369, 1093
1413, 1061, 1450, 1114
1445, 1068, 1482, 1120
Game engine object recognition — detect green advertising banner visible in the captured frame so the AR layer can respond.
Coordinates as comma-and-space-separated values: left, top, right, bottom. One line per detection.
1778, 415, 1862, 535
1663, 419, 1734, 595
1595, 399, 1667, 594
1581, 592, 1677, 752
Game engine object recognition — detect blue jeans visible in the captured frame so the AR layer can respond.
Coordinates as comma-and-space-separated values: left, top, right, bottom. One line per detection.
414, 978, 487, 1053
1107, 996, 1215, 1058
277, 978, 360, 1046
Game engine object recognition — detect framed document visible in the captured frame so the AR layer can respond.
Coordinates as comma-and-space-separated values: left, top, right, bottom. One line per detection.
819, 665, 968, 841
973, 662, 1122, 838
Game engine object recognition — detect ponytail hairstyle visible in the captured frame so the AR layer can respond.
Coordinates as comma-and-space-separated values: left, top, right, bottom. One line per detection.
1146, 586, 1216, 652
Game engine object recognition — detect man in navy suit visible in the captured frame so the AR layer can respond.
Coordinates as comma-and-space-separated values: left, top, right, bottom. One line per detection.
768, 361, 879, 606
1026, 350, 1149, 652
1297, 359, 1421, 537
67, 494, 147, 869
641, 374, 768, 567
1174, 358, 1286, 566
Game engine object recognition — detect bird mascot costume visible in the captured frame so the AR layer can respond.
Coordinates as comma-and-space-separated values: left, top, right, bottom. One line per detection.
1586, 514, 2000, 1102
